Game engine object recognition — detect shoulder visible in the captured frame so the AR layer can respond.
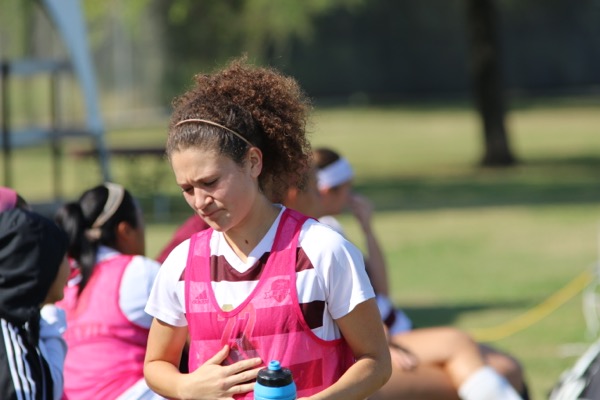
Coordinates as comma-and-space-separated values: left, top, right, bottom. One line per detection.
121, 255, 160, 281
167, 237, 193, 262
318, 215, 345, 236
130, 254, 161, 270
299, 218, 363, 268
157, 238, 192, 280
121, 255, 162, 290
300, 218, 354, 251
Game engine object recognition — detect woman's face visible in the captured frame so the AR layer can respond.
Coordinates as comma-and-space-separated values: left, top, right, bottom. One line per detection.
297, 167, 324, 218
130, 206, 146, 255
171, 146, 262, 232
320, 180, 352, 216
44, 255, 70, 305
114, 203, 147, 256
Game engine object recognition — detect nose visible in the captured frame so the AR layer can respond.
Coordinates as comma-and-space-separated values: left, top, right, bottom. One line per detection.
193, 188, 213, 211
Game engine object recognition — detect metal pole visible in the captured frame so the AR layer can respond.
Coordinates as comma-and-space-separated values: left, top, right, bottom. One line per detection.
50, 70, 62, 200
1, 62, 12, 187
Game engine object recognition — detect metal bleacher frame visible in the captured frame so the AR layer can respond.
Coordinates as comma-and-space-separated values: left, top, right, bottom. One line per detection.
0, 0, 111, 202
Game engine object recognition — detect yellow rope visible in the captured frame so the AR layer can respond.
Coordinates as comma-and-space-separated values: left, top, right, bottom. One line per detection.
470, 268, 595, 342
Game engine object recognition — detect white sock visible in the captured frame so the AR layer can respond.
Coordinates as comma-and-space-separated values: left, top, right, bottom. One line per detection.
458, 366, 523, 400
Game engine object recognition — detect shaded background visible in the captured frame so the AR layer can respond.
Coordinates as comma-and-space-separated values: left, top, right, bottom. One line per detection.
2, 0, 599, 126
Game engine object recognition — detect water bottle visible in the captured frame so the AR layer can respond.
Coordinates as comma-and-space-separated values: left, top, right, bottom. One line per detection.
254, 360, 297, 400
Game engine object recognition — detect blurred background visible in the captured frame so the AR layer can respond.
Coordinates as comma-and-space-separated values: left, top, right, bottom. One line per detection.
2, 0, 600, 132
2, 1, 600, 398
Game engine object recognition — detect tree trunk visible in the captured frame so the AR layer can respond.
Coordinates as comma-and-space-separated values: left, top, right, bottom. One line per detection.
466, 0, 516, 166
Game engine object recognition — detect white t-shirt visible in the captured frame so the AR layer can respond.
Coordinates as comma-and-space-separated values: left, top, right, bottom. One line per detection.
145, 206, 375, 341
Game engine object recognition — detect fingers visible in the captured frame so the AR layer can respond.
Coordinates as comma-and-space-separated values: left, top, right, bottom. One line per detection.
225, 358, 262, 377
350, 193, 371, 208
206, 345, 231, 365
183, 349, 262, 399
225, 380, 256, 398
231, 366, 261, 385
349, 194, 373, 220
222, 364, 261, 398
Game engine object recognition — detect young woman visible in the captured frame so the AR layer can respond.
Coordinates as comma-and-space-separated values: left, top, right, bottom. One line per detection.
0, 188, 70, 400
313, 147, 528, 400
143, 58, 391, 400
54, 183, 163, 400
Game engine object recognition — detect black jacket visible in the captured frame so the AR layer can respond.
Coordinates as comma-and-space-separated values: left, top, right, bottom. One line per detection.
0, 208, 68, 400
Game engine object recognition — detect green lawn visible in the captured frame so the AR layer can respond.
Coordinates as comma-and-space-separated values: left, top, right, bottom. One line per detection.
5, 97, 600, 399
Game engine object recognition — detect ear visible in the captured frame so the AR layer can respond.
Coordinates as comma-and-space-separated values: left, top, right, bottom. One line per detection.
288, 187, 299, 201
285, 187, 299, 206
319, 186, 333, 196
247, 147, 263, 178
116, 221, 133, 243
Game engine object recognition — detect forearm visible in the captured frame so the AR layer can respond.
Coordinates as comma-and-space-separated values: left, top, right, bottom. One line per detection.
310, 300, 392, 400
144, 360, 189, 399
349, 194, 389, 297
363, 227, 389, 297
308, 356, 390, 400
39, 305, 67, 400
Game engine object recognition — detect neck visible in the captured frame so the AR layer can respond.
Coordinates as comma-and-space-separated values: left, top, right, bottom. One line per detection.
224, 199, 280, 260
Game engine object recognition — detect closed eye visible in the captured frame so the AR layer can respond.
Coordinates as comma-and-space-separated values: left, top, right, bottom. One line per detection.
203, 178, 218, 187
180, 178, 218, 194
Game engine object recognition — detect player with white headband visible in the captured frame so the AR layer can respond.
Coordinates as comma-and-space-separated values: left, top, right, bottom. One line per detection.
313, 147, 529, 400
316, 156, 354, 190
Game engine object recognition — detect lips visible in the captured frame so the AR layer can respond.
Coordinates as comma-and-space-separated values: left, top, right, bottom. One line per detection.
201, 209, 220, 219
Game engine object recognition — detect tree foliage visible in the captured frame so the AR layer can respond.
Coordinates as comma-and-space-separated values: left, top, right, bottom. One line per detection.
83, 0, 365, 62
148, 0, 366, 99
164, 0, 365, 57
78, 0, 600, 167
84, 0, 150, 44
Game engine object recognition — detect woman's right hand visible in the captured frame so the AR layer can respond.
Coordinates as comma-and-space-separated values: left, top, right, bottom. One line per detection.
348, 193, 374, 233
179, 345, 263, 400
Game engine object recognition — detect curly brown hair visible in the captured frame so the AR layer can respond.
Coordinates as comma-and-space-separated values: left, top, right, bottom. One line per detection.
166, 57, 312, 203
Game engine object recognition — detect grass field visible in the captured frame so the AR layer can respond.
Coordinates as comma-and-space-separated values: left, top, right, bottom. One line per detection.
4, 97, 600, 398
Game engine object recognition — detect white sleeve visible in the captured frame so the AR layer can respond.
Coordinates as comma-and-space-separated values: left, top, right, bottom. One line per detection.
301, 220, 375, 320
39, 304, 67, 400
318, 215, 345, 236
145, 240, 189, 327
119, 256, 161, 329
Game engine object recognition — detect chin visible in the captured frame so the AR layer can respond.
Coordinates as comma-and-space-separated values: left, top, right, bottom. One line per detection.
206, 220, 226, 232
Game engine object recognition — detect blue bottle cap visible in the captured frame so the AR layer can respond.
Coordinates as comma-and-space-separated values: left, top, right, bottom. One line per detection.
257, 360, 294, 387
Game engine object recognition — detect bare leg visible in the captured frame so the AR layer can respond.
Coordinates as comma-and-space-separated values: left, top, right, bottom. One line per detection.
379, 327, 527, 399
376, 363, 459, 400
373, 327, 485, 399
391, 327, 486, 387
480, 343, 527, 395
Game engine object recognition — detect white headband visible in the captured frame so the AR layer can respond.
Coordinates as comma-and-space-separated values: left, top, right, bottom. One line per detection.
317, 158, 354, 190
85, 182, 125, 241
